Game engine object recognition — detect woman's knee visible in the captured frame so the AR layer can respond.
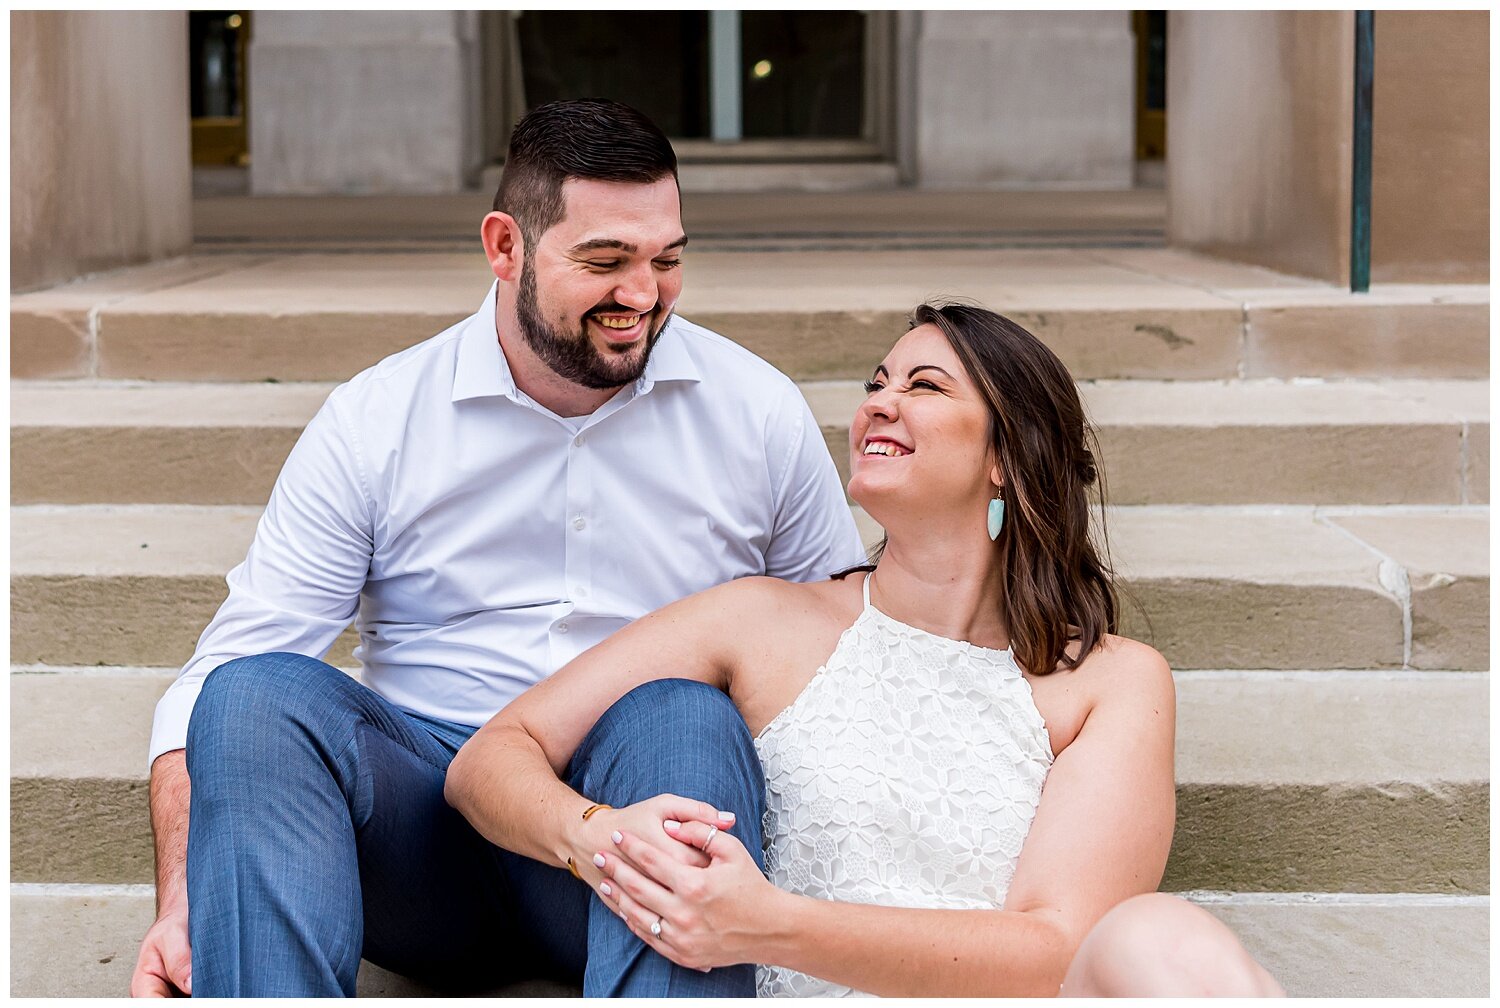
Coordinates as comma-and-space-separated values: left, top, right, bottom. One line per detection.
1065, 894, 1283, 997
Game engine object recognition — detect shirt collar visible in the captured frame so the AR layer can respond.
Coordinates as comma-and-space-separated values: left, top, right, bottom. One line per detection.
450, 282, 703, 403
634, 315, 703, 394
452, 281, 517, 403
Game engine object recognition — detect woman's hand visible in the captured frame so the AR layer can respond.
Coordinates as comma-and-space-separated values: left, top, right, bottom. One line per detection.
594, 817, 785, 971
566, 794, 731, 890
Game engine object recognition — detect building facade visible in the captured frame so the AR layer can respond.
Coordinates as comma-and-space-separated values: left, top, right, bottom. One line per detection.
10, 10, 1488, 290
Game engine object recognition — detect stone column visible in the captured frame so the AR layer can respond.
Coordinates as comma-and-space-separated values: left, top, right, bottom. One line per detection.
11, 11, 192, 292
1166, 11, 1354, 283
1370, 10, 1488, 282
248, 12, 482, 194
910, 11, 1135, 189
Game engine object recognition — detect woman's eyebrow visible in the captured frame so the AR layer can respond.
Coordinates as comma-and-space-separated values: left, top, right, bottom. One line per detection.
907, 365, 955, 380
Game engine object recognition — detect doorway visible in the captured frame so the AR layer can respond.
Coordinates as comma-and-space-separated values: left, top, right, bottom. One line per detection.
489, 11, 893, 166
189, 10, 249, 167
1132, 11, 1167, 186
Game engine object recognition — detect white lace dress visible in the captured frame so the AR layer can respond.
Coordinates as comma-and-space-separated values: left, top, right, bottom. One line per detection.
753, 574, 1055, 997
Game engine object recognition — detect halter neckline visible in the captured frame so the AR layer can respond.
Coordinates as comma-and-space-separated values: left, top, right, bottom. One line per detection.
862, 571, 1013, 658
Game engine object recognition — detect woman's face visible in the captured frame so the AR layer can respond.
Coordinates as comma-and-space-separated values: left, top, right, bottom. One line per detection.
847, 323, 998, 520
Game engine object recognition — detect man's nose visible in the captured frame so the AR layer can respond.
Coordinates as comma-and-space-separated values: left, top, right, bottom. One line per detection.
613, 263, 658, 311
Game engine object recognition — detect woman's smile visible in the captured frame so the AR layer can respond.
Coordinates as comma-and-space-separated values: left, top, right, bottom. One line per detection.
860, 436, 912, 458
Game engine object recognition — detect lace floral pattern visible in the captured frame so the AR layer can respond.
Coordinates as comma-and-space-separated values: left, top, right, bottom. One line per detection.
753, 586, 1054, 998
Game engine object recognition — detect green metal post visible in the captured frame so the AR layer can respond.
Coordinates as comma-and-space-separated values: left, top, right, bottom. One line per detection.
1351, 11, 1374, 293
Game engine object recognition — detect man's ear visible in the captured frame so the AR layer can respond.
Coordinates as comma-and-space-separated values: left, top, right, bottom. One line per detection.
481, 211, 525, 283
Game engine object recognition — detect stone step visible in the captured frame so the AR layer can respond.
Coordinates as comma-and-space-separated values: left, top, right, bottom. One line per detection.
8, 883, 579, 997
12, 381, 328, 506
11, 249, 1486, 382
192, 188, 1172, 248
819, 378, 1488, 506
9, 884, 1488, 997
10, 667, 1488, 894
11, 504, 1485, 671
12, 379, 1488, 507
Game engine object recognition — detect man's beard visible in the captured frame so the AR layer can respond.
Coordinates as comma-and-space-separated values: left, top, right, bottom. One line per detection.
516, 262, 672, 390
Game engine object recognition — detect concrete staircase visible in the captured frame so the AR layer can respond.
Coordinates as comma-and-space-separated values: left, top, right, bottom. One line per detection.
10, 240, 1489, 996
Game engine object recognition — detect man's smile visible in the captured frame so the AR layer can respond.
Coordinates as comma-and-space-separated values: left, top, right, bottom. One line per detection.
588, 310, 652, 344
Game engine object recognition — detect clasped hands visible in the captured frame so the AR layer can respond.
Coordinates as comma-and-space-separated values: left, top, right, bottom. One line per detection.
569, 793, 779, 972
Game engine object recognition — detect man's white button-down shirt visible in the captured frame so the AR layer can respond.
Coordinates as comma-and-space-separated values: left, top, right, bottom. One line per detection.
149, 283, 866, 764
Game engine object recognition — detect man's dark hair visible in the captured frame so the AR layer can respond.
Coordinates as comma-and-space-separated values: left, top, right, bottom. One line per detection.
493, 99, 679, 247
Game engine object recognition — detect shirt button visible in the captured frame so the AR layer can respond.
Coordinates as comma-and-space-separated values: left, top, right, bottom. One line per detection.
573, 516, 586, 530
573, 434, 585, 447
557, 622, 570, 634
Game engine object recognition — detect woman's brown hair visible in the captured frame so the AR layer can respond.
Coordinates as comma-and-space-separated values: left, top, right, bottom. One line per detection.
854, 301, 1118, 676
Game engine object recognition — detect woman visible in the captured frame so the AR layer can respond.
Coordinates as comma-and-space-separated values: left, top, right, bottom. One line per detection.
446, 303, 1284, 997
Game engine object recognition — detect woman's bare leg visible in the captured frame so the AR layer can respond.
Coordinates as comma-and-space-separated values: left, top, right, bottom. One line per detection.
1060, 893, 1285, 997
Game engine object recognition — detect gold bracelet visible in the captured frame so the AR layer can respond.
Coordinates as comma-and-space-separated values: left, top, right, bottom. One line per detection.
566, 802, 614, 878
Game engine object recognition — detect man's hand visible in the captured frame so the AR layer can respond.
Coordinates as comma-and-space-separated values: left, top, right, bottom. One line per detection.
130, 905, 192, 997
136, 750, 193, 997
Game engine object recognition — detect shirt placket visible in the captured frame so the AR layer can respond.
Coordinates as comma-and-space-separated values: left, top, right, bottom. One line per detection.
553, 420, 594, 667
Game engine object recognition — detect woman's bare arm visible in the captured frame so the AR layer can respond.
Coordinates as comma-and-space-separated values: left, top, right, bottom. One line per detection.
605, 636, 1176, 996
444, 576, 781, 870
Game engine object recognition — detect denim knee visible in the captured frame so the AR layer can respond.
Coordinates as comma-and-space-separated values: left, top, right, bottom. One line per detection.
592, 678, 749, 745
570, 678, 764, 824
186, 651, 348, 765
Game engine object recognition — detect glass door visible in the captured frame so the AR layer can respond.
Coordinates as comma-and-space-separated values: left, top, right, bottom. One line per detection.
1132, 11, 1166, 162
189, 10, 250, 166
510, 10, 887, 157
516, 12, 712, 138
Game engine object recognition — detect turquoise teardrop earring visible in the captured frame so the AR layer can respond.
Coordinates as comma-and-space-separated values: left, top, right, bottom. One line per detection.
987, 487, 1005, 541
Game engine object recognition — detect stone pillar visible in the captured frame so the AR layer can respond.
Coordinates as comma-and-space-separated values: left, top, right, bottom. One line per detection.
1166, 12, 1354, 284
1371, 10, 1488, 282
911, 12, 1135, 189
11, 11, 192, 292
478, 12, 528, 170
248, 12, 482, 194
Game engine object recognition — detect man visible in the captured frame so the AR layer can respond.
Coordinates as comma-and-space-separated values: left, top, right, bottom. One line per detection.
132, 99, 864, 997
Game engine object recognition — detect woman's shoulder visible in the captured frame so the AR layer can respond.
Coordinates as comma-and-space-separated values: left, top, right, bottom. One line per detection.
691, 574, 859, 622
683, 576, 862, 693
1034, 634, 1174, 757
1074, 633, 1175, 709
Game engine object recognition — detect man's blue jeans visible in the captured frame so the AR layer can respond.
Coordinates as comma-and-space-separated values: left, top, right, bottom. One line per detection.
184, 653, 765, 996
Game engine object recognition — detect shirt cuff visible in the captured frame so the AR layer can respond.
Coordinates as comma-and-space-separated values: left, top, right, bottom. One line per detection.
148, 676, 206, 769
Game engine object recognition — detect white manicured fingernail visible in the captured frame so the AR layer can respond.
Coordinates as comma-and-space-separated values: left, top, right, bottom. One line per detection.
611, 830, 623, 844
593, 853, 606, 868
664, 819, 681, 831
600, 882, 612, 896
718, 811, 735, 822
